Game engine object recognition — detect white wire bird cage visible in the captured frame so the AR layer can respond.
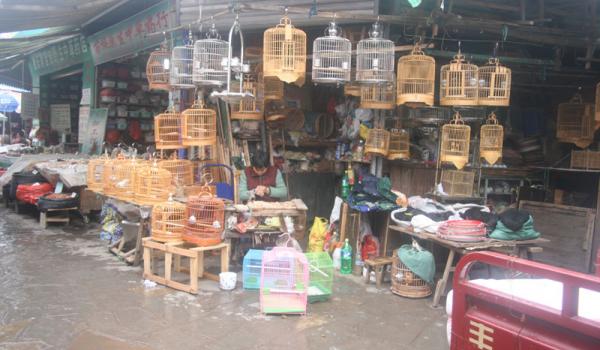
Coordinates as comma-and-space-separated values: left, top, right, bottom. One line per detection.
478, 57, 511, 106
170, 30, 195, 89
440, 49, 479, 106
312, 18, 351, 84
356, 20, 395, 84
193, 22, 229, 87
146, 40, 170, 91
396, 44, 435, 106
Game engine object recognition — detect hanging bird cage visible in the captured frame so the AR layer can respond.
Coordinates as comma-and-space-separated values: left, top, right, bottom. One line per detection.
151, 196, 185, 243
440, 169, 475, 197
104, 159, 143, 200
440, 112, 471, 169
391, 252, 432, 298
396, 44, 435, 106
479, 112, 504, 165
146, 43, 171, 91
440, 51, 479, 106
158, 158, 194, 188
169, 30, 195, 89
134, 164, 173, 205
154, 110, 182, 149
312, 19, 351, 84
263, 12, 307, 86
478, 57, 511, 106
365, 128, 390, 156
230, 75, 264, 120
388, 128, 410, 160
356, 20, 395, 84
192, 23, 229, 86
183, 192, 225, 246
360, 82, 396, 109
556, 93, 595, 148
181, 102, 217, 146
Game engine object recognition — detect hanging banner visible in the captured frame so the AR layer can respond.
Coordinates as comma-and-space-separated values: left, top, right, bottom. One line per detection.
81, 108, 108, 155
29, 35, 89, 76
87, 1, 175, 65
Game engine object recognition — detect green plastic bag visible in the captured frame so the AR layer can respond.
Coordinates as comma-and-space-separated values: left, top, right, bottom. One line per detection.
308, 217, 329, 252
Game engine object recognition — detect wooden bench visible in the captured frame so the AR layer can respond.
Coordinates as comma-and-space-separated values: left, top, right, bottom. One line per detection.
363, 256, 394, 289
40, 207, 78, 228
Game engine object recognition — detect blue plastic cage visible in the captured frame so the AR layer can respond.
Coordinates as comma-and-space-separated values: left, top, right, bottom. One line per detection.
243, 249, 265, 289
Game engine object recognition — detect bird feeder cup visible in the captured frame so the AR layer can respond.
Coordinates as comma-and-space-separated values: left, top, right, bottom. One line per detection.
440, 112, 471, 169
263, 14, 307, 86
396, 45, 435, 106
478, 57, 511, 106
479, 112, 504, 165
440, 52, 478, 106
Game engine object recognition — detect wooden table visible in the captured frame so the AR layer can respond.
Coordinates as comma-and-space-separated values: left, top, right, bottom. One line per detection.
386, 224, 547, 307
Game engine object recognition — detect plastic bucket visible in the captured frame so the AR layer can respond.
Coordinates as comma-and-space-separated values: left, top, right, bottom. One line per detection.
219, 272, 237, 290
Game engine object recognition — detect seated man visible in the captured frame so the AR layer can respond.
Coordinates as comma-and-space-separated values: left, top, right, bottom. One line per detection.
239, 150, 287, 202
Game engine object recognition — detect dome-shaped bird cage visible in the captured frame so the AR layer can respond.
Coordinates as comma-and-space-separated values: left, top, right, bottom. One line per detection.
158, 157, 194, 188
134, 163, 173, 205
440, 50, 479, 106
192, 22, 228, 87
181, 101, 217, 146
151, 196, 185, 243
479, 112, 504, 165
360, 82, 396, 109
388, 128, 410, 160
391, 251, 432, 298
440, 111, 471, 169
230, 74, 264, 120
365, 128, 390, 156
312, 18, 351, 84
478, 57, 511, 106
169, 30, 195, 89
396, 44, 435, 106
183, 192, 225, 246
356, 20, 395, 84
154, 110, 182, 149
146, 42, 171, 91
104, 158, 144, 201
263, 12, 307, 86
557, 93, 595, 148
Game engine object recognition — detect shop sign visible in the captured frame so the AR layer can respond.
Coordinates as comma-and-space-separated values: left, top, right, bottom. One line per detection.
87, 1, 175, 65
30, 35, 89, 76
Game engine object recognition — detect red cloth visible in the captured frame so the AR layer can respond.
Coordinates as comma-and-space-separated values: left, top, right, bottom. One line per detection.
244, 166, 278, 202
16, 183, 54, 205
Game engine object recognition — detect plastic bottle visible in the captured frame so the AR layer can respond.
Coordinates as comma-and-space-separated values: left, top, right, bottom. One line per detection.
341, 171, 349, 199
332, 243, 342, 270
340, 239, 353, 274
346, 163, 355, 188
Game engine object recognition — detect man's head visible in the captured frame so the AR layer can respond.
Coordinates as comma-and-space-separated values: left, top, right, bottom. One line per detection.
251, 150, 269, 175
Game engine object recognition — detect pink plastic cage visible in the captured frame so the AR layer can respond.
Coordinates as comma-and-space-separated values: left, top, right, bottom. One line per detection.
260, 247, 309, 315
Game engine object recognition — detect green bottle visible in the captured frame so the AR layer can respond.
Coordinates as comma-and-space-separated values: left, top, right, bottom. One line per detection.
340, 239, 353, 274
341, 172, 349, 199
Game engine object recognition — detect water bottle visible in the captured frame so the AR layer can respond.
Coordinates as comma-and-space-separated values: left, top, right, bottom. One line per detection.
340, 239, 353, 274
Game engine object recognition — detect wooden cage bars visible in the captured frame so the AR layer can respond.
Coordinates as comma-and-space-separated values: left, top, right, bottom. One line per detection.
151, 197, 186, 242
181, 102, 217, 147
479, 112, 504, 165
365, 128, 390, 156
155, 110, 183, 149
263, 14, 306, 86
440, 112, 471, 169
360, 83, 396, 110
478, 57, 511, 106
396, 45, 435, 106
440, 52, 478, 106
183, 193, 225, 246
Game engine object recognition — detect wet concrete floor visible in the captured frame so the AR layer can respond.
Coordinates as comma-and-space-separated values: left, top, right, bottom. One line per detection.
0, 207, 447, 350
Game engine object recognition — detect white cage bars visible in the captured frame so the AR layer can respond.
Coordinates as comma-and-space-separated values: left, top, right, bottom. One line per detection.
263, 12, 307, 86
312, 19, 351, 84
356, 20, 394, 84
170, 30, 195, 89
193, 22, 228, 87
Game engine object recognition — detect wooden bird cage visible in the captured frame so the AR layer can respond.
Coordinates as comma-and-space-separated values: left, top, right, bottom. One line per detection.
151, 197, 185, 243
170, 31, 195, 89
391, 253, 432, 298
556, 94, 595, 148
158, 158, 194, 188
134, 164, 173, 205
440, 112, 471, 169
87, 155, 110, 192
155, 110, 183, 149
440, 52, 478, 106
356, 21, 395, 84
230, 75, 264, 120
478, 57, 511, 106
103, 159, 143, 200
396, 45, 435, 106
312, 20, 351, 84
344, 82, 361, 97
192, 23, 228, 86
183, 193, 225, 246
181, 102, 217, 147
263, 13, 306, 86
388, 128, 410, 160
365, 128, 390, 156
479, 112, 504, 165
360, 83, 396, 110
571, 149, 600, 169
441, 169, 475, 197
146, 46, 170, 91
596, 82, 600, 122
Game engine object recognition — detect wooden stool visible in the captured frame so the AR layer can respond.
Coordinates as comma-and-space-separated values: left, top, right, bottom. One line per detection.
39, 207, 78, 228
363, 256, 394, 289
142, 237, 230, 294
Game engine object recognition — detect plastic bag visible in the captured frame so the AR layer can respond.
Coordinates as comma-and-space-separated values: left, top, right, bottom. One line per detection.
308, 217, 328, 252
276, 232, 302, 253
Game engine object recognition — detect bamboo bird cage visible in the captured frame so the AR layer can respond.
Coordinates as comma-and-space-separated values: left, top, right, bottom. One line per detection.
556, 93, 595, 148
151, 196, 186, 243
360, 82, 396, 109
104, 159, 144, 201
193, 23, 228, 87
181, 102, 217, 146
440, 51, 478, 106
479, 112, 504, 165
169, 30, 195, 89
158, 158, 194, 188
134, 164, 173, 205
478, 57, 511, 106
344, 82, 361, 97
312, 19, 351, 84
571, 149, 600, 170
441, 169, 475, 197
356, 21, 394, 84
87, 153, 110, 192
230, 75, 264, 120
155, 110, 183, 149
396, 44, 435, 106
391, 253, 432, 298
146, 45, 170, 91
440, 112, 471, 169
183, 193, 225, 246
263, 13, 306, 86
365, 128, 390, 156
388, 128, 410, 160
